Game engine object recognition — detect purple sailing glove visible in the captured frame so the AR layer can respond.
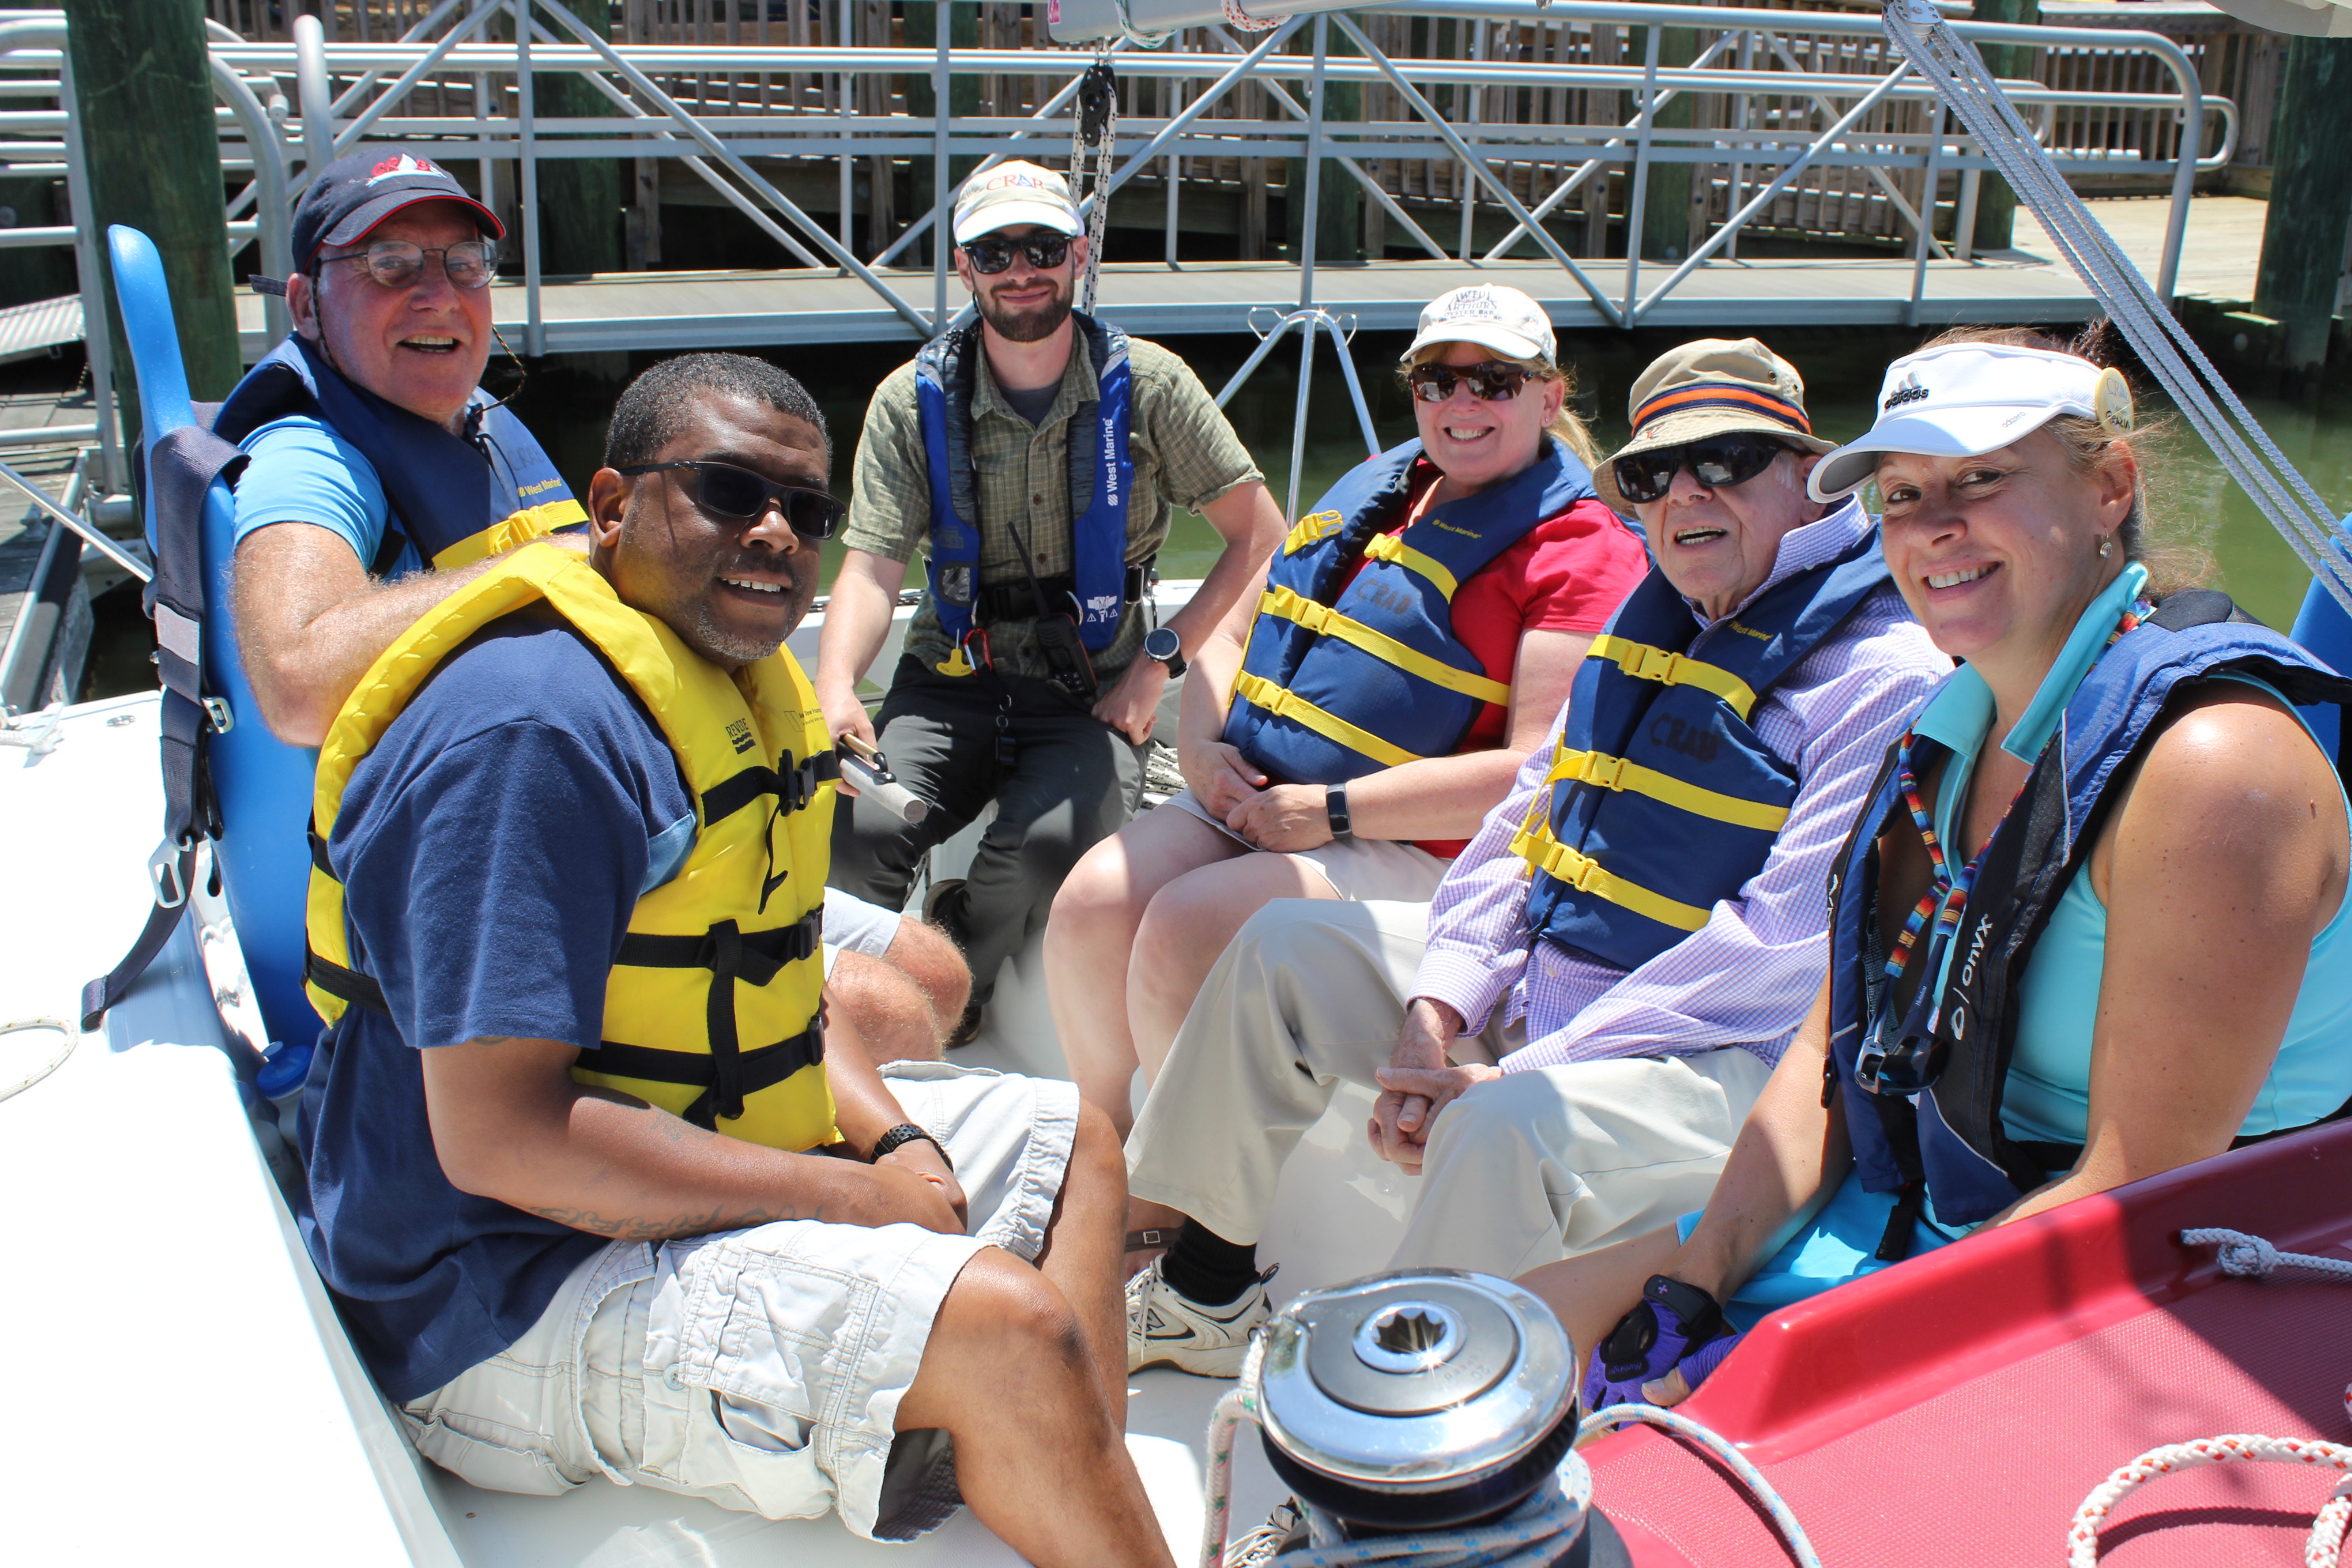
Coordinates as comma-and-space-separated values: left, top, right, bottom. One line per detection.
1582, 1275, 1744, 1411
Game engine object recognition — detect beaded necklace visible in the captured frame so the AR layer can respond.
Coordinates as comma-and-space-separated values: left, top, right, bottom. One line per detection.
1881, 594, 2155, 991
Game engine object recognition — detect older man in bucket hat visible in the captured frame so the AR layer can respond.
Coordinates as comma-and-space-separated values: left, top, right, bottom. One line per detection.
1119, 338, 1950, 1377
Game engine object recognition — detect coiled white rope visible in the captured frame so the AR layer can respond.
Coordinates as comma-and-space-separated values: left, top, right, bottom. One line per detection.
1199, 1390, 1823, 1568
2063, 1233, 2352, 1565
1580, 1404, 1824, 1568
2067, 1435, 2352, 1568
1221, 0, 1285, 32
1880, 0, 2352, 618
2183, 1228, 2352, 1286
0, 1017, 73, 1103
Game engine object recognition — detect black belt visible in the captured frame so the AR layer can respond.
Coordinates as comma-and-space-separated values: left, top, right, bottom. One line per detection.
975, 558, 1152, 626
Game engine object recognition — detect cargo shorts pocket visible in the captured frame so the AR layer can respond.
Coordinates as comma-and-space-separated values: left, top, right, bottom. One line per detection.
398, 1409, 583, 1498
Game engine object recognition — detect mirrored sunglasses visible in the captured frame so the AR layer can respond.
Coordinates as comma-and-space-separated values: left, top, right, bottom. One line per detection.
319, 238, 499, 291
961, 233, 1073, 275
1405, 360, 1535, 404
1612, 433, 1793, 506
618, 460, 845, 540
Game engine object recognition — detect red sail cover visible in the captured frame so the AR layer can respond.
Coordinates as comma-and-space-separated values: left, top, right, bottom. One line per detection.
1583, 1122, 2352, 1566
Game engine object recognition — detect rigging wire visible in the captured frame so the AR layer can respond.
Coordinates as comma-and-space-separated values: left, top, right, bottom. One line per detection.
1880, 0, 2352, 617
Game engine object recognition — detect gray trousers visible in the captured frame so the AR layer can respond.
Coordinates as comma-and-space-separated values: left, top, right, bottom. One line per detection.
1125, 898, 1775, 1279
830, 655, 1145, 996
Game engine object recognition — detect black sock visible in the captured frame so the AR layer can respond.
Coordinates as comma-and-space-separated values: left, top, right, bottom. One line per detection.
1161, 1220, 1258, 1306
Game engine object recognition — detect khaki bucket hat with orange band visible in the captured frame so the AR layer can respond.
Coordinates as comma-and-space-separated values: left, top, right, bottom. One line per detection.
1595, 338, 1837, 514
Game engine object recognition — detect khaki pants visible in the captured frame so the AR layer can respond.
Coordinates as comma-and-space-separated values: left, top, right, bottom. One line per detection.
1125, 898, 1775, 1279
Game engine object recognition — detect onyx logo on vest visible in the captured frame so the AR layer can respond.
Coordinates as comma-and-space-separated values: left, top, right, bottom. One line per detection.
726, 717, 756, 755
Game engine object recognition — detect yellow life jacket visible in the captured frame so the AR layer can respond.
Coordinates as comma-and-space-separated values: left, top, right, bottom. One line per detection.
302, 543, 839, 1152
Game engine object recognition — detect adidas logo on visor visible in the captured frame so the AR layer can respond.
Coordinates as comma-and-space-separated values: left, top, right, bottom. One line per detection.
1882, 373, 1929, 411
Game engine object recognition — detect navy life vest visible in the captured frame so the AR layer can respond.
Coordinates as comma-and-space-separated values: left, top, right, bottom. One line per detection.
1221, 436, 1603, 784
1512, 521, 1890, 972
1826, 591, 2352, 1232
214, 333, 584, 572
915, 310, 1133, 659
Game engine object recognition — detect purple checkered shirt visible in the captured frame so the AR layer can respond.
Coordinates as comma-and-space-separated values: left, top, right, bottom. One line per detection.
1412, 498, 1950, 1071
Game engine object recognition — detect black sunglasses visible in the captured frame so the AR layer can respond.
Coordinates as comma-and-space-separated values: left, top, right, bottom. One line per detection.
317, 238, 498, 291
1405, 361, 1537, 404
618, 460, 845, 540
1612, 433, 1793, 506
961, 233, 1073, 275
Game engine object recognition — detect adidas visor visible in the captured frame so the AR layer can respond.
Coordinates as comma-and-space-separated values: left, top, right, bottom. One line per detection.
1809, 342, 2135, 502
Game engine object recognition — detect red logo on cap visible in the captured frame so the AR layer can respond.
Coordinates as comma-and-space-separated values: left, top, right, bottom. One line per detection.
365, 152, 448, 186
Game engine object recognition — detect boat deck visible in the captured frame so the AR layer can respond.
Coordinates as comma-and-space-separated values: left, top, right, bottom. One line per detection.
226, 195, 2266, 357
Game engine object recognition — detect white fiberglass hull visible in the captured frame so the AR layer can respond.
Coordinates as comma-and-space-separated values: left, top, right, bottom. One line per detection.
2, 583, 1416, 1565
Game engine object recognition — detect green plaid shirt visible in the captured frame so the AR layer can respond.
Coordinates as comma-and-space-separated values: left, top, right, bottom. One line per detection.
844, 333, 1261, 685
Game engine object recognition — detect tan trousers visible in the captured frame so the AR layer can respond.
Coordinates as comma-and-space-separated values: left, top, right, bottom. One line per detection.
1125, 898, 1776, 1279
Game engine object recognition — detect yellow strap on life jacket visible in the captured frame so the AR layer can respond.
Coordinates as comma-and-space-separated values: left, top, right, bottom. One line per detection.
1256, 586, 1513, 708
1541, 746, 1792, 832
428, 496, 592, 570
1587, 634, 1759, 721
1284, 508, 1347, 556
1230, 670, 1422, 767
1361, 531, 1461, 601
1508, 819, 1714, 932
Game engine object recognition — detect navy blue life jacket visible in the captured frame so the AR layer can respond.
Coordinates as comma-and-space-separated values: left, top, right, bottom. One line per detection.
1220, 436, 1604, 785
1513, 521, 1890, 973
1825, 591, 2352, 1232
915, 310, 1133, 658
214, 333, 583, 572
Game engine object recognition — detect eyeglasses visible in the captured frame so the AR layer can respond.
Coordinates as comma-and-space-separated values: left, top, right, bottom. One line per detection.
1405, 361, 1538, 404
1611, 433, 1793, 506
617, 460, 845, 540
316, 238, 499, 291
961, 233, 1073, 275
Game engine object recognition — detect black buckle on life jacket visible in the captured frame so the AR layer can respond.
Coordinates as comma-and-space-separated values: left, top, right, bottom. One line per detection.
782, 750, 840, 813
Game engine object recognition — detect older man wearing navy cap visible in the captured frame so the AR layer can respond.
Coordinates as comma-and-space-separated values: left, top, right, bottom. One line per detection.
216, 149, 581, 747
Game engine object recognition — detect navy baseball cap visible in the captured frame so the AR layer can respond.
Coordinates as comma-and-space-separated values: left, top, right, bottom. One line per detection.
294, 150, 503, 267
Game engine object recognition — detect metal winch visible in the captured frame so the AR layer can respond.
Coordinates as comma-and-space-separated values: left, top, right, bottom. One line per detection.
1243, 1269, 1630, 1565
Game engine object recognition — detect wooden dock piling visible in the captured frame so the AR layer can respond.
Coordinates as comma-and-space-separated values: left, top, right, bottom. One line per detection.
2253, 35, 2352, 380
61, 0, 239, 438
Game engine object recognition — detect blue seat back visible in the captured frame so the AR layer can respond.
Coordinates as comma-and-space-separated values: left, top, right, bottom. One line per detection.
109, 225, 323, 1054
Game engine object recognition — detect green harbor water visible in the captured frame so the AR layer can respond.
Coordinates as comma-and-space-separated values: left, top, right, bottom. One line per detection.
509, 325, 2351, 634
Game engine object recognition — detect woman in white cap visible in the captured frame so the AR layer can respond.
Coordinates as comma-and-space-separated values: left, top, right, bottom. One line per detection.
1044, 284, 1649, 1155
1518, 325, 2352, 1409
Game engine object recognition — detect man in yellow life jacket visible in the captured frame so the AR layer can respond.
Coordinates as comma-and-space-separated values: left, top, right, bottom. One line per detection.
293, 354, 1162, 1565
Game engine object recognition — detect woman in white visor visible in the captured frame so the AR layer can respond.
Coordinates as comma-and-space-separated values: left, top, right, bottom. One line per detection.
1516, 325, 2352, 1411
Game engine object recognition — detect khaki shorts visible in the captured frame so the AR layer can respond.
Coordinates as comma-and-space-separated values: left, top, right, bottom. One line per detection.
397, 1062, 1078, 1542
1163, 787, 1451, 903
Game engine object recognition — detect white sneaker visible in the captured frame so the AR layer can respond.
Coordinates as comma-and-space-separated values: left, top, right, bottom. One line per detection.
1125, 1256, 1273, 1377
1224, 1499, 1307, 1567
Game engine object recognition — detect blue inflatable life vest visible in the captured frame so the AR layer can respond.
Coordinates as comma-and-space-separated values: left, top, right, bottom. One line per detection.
915, 310, 1133, 662
1220, 436, 1603, 784
1512, 523, 1890, 973
214, 333, 584, 571
1825, 591, 2352, 1230
80, 232, 583, 1077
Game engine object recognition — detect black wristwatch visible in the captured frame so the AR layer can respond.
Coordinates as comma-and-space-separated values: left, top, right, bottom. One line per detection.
1143, 624, 1188, 679
1326, 780, 1354, 843
870, 1122, 953, 1172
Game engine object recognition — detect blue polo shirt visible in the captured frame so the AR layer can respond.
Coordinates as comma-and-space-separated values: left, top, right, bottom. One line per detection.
232, 415, 425, 576
296, 609, 696, 1402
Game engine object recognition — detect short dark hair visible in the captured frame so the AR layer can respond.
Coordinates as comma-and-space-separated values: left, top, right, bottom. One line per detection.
604, 353, 829, 471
